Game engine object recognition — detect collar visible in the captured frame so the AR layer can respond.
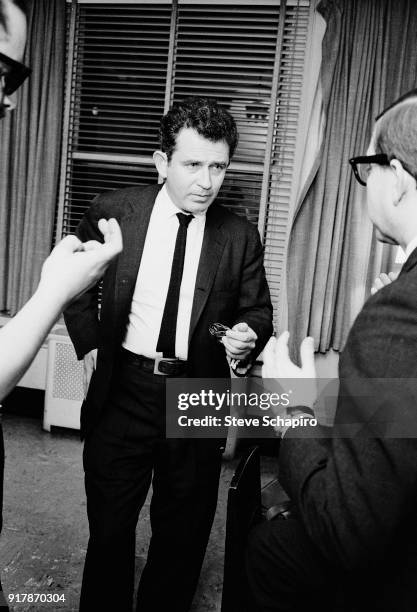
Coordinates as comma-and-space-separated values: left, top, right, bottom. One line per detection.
153, 184, 182, 220
154, 184, 206, 222
404, 235, 417, 261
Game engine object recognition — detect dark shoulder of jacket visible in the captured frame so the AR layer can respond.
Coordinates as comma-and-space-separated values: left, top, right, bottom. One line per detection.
209, 203, 258, 236
88, 183, 162, 221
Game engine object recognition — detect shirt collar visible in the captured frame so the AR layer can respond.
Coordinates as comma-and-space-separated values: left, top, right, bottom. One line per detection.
154, 184, 182, 219
154, 184, 206, 221
404, 235, 417, 260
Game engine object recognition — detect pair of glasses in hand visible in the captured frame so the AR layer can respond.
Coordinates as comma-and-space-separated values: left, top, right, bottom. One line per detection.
209, 322, 230, 340
209, 322, 248, 375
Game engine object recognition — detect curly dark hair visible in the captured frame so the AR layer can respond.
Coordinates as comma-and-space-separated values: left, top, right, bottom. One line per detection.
160, 97, 238, 162
0, 0, 28, 31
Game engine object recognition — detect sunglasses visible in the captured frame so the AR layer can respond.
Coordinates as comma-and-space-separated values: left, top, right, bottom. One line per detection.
0, 51, 31, 96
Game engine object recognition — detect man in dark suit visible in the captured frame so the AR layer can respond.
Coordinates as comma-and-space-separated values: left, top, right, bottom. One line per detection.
247, 90, 417, 611
64, 97, 273, 612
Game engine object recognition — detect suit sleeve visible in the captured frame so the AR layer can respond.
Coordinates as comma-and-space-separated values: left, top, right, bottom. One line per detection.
232, 223, 273, 357
63, 195, 106, 360
278, 281, 417, 570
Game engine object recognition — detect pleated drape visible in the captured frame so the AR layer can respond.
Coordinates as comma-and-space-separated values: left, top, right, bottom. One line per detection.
0, 0, 66, 315
287, 0, 417, 357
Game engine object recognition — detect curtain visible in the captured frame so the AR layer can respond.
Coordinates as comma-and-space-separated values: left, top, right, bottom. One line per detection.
0, 0, 66, 315
286, 0, 417, 357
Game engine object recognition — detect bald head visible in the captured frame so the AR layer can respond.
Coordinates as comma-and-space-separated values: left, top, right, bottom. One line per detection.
373, 92, 417, 183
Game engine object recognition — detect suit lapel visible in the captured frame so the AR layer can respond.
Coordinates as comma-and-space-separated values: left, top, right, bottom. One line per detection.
399, 245, 417, 277
114, 184, 161, 318
189, 205, 227, 343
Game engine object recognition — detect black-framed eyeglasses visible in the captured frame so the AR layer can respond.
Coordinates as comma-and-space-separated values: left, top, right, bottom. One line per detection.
349, 154, 390, 187
0, 51, 31, 96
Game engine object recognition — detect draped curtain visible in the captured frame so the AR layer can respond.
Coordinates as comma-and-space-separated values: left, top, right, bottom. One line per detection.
287, 0, 417, 357
0, 0, 66, 315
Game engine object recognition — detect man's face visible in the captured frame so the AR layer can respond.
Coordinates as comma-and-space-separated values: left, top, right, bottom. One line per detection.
0, 0, 27, 118
161, 127, 230, 214
365, 135, 398, 245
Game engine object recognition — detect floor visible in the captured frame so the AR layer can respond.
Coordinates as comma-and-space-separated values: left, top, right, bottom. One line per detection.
0, 401, 279, 612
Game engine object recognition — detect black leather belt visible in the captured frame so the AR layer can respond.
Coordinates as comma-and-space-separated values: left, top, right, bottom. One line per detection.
121, 348, 188, 376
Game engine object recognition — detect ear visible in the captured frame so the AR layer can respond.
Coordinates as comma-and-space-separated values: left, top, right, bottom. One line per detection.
390, 159, 416, 204
153, 150, 168, 180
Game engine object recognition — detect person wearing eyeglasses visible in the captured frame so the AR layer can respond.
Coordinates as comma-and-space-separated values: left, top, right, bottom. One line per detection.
0, 1, 123, 605
246, 89, 417, 612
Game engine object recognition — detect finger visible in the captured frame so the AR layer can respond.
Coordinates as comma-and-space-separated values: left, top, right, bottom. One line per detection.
380, 273, 390, 285
54, 234, 83, 253
262, 336, 276, 361
225, 329, 257, 342
262, 336, 277, 378
374, 278, 384, 290
275, 331, 290, 361
82, 240, 102, 252
103, 218, 123, 254
224, 343, 245, 358
223, 339, 248, 358
300, 336, 315, 375
388, 271, 397, 281
98, 218, 110, 240
225, 338, 250, 350
225, 330, 250, 343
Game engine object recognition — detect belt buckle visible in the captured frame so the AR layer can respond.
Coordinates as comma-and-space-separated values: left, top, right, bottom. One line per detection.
153, 356, 180, 376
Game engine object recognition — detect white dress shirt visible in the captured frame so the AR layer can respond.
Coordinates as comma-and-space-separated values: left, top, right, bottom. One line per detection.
122, 185, 206, 360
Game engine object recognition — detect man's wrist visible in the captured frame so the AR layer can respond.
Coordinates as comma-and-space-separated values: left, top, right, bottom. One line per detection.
230, 357, 252, 377
274, 407, 316, 439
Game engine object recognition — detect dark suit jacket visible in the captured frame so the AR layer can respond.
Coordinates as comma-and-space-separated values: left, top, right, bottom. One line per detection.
64, 183, 273, 436
279, 247, 417, 609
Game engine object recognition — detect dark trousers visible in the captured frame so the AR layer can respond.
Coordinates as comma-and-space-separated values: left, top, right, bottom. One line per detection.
79, 357, 223, 612
245, 514, 416, 612
245, 516, 337, 612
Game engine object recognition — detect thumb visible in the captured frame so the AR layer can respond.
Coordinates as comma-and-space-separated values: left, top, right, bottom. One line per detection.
100, 218, 123, 255
300, 336, 315, 375
82, 240, 102, 252
53, 234, 83, 253
233, 322, 248, 332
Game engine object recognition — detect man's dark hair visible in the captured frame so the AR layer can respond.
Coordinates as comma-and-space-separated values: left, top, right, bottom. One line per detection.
0, 0, 28, 30
160, 97, 238, 162
374, 89, 417, 180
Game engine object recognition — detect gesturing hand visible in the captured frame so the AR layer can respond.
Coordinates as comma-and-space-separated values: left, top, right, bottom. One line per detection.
39, 218, 123, 307
262, 331, 317, 409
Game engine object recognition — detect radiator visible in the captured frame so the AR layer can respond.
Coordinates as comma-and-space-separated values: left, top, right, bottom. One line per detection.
43, 330, 83, 431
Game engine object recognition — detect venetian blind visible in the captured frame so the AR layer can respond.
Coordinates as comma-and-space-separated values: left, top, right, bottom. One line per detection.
57, 0, 311, 326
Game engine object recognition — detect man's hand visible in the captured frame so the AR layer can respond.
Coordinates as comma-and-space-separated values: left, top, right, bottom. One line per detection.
370, 271, 397, 295
262, 331, 317, 409
83, 349, 98, 398
222, 322, 257, 361
38, 218, 123, 308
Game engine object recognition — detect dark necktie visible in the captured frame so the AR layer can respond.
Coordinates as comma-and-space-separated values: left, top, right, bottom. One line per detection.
156, 212, 194, 357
